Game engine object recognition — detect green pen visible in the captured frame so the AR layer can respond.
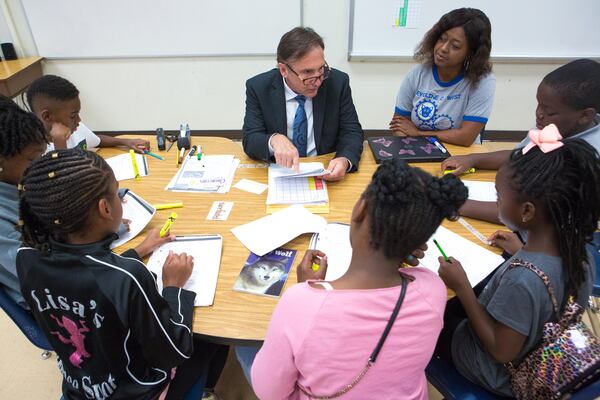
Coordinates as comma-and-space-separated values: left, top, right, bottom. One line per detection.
433, 239, 449, 262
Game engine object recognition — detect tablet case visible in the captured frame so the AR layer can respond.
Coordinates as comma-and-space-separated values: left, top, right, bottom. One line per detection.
367, 136, 450, 163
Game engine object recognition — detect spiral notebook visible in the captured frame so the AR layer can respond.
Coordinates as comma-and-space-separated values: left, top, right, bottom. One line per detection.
367, 136, 450, 163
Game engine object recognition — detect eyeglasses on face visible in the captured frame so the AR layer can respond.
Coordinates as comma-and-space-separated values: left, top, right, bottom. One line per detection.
285, 62, 330, 85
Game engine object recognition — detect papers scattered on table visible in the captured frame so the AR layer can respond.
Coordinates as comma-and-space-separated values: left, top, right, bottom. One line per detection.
310, 223, 352, 281
231, 205, 327, 256
110, 190, 155, 249
105, 153, 148, 181
234, 178, 268, 195
166, 155, 239, 193
146, 235, 223, 306
420, 226, 504, 287
462, 180, 497, 202
266, 163, 329, 206
311, 224, 503, 287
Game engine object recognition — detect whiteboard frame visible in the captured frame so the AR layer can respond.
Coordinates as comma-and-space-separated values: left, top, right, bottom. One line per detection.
21, 0, 304, 60
347, 0, 600, 63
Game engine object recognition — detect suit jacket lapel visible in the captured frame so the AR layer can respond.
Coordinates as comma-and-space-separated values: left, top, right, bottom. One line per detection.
270, 73, 287, 135
313, 82, 326, 151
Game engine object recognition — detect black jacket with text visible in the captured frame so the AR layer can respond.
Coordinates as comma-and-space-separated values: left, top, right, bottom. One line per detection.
17, 235, 195, 400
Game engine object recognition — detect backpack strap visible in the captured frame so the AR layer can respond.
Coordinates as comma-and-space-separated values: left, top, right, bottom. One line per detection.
501, 258, 560, 317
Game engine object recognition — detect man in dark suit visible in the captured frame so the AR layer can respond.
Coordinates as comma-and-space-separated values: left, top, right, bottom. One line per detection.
242, 27, 364, 181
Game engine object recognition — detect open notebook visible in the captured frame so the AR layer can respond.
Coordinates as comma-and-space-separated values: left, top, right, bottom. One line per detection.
146, 235, 222, 306
311, 224, 504, 287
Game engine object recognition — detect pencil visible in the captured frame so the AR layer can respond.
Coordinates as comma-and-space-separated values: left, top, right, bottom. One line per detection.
433, 239, 449, 262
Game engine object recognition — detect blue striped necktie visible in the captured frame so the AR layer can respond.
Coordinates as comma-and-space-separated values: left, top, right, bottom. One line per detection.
292, 95, 307, 157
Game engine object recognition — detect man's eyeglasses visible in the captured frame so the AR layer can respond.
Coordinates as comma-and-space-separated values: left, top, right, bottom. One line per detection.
285, 62, 330, 85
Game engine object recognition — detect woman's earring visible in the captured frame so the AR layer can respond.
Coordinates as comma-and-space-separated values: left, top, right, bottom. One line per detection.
0, 166, 3, 173
463, 58, 470, 72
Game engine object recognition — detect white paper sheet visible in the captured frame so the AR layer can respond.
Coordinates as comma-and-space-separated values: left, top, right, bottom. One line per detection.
231, 205, 327, 256
270, 162, 330, 178
311, 224, 503, 287
234, 179, 268, 195
420, 226, 504, 287
462, 180, 497, 202
146, 235, 222, 306
110, 191, 155, 249
105, 153, 148, 181
310, 223, 352, 281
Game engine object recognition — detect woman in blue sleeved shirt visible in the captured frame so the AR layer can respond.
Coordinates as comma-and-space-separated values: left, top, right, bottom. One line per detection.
390, 8, 496, 146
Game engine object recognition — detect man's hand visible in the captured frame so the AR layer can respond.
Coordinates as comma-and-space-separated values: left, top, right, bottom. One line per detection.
271, 134, 300, 172
323, 157, 349, 181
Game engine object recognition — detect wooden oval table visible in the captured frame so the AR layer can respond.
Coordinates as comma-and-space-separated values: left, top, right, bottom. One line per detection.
100, 135, 503, 345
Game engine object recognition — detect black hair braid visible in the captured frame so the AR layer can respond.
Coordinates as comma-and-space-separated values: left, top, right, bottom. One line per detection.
364, 159, 468, 259
25, 74, 79, 111
0, 95, 49, 157
19, 149, 113, 250
508, 140, 600, 297
426, 173, 469, 220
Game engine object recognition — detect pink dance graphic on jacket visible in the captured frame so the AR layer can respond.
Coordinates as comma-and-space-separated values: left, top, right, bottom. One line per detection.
50, 314, 91, 368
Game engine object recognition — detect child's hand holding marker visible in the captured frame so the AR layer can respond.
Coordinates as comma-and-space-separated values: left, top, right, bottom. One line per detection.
434, 238, 471, 293
297, 250, 328, 283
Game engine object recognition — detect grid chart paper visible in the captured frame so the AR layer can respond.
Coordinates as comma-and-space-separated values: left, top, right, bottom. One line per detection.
268, 176, 328, 205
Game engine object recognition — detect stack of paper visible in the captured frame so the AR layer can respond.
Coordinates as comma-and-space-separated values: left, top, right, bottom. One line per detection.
110, 190, 155, 249
166, 155, 239, 193
146, 235, 223, 306
266, 163, 329, 213
105, 153, 148, 181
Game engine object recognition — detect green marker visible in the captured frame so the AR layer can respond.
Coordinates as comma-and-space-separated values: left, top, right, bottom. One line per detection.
433, 239, 449, 262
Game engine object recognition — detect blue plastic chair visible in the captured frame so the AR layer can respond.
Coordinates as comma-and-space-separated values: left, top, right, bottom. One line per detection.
0, 285, 52, 355
426, 356, 600, 400
590, 231, 600, 297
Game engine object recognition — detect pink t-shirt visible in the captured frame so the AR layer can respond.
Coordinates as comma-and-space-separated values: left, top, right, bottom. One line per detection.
251, 267, 446, 400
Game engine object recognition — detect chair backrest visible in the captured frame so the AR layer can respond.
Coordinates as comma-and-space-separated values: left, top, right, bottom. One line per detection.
0, 285, 52, 350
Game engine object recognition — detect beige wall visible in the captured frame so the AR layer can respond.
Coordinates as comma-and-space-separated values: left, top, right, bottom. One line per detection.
4, 0, 562, 132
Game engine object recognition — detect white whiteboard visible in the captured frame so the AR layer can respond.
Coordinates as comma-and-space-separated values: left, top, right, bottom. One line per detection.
349, 0, 600, 61
21, 0, 302, 58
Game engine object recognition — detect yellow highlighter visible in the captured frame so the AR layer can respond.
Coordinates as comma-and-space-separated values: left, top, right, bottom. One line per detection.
443, 167, 476, 176
159, 212, 177, 237
154, 202, 184, 210
129, 149, 141, 181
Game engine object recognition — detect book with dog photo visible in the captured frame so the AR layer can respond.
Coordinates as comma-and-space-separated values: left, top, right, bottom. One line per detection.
233, 248, 297, 297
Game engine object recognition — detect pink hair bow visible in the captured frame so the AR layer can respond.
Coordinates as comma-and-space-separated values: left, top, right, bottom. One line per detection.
522, 124, 564, 154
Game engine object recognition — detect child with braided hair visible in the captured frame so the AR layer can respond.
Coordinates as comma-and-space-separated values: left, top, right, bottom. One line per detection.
16, 148, 216, 400
26, 75, 149, 152
436, 138, 599, 397
0, 96, 49, 307
248, 158, 468, 399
